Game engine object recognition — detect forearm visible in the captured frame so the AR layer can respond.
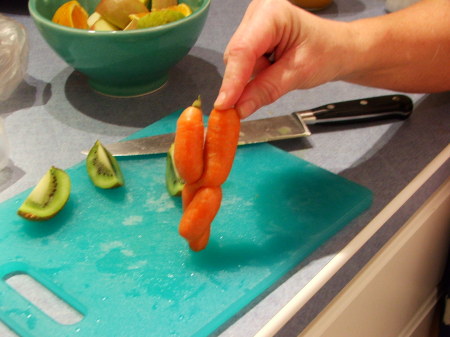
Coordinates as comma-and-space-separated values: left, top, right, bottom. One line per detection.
340, 0, 450, 93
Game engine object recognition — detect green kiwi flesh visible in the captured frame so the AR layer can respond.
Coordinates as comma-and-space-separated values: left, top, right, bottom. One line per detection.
17, 166, 71, 221
86, 140, 124, 189
165, 143, 185, 196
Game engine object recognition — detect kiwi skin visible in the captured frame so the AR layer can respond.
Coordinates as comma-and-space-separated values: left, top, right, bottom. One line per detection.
166, 143, 185, 196
17, 166, 71, 221
86, 140, 124, 189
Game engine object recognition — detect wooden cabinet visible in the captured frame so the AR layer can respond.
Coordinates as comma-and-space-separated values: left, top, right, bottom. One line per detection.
298, 147, 450, 337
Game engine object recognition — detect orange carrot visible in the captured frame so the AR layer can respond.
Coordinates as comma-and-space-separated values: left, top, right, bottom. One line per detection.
173, 97, 204, 184
179, 186, 222, 242
175, 105, 240, 252
200, 108, 240, 187
182, 182, 201, 210
189, 227, 211, 252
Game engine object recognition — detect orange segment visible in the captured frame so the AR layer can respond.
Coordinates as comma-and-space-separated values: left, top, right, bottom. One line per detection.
173, 3, 193, 16
156, 3, 193, 17
52, 1, 89, 29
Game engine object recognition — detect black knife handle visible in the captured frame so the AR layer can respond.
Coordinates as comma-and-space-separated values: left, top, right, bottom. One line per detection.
298, 95, 413, 124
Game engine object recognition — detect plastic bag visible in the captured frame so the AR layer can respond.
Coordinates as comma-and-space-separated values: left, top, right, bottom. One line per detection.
0, 14, 28, 101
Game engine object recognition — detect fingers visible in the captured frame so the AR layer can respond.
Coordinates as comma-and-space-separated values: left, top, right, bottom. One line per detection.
214, 46, 256, 112
235, 53, 301, 118
215, 51, 274, 114
253, 55, 274, 78
215, 0, 344, 119
214, 0, 282, 113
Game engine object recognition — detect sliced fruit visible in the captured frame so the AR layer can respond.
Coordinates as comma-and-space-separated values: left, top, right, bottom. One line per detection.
91, 17, 120, 31
123, 17, 139, 30
52, 0, 89, 29
87, 11, 102, 27
151, 0, 177, 10
166, 143, 185, 196
86, 140, 124, 189
124, 12, 147, 30
17, 167, 71, 221
128, 12, 149, 20
95, 0, 149, 29
137, 9, 184, 29
163, 3, 193, 17
88, 11, 120, 31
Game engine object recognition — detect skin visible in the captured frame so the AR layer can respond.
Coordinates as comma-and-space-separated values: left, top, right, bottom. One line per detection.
214, 0, 450, 119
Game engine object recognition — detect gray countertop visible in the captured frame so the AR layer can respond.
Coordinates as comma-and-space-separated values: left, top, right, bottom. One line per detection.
1, 0, 449, 336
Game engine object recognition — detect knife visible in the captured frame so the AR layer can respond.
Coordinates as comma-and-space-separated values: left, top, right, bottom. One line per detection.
87, 95, 413, 157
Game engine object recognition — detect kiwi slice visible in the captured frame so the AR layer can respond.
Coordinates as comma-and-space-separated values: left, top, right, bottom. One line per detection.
86, 140, 124, 189
17, 166, 71, 221
166, 143, 185, 196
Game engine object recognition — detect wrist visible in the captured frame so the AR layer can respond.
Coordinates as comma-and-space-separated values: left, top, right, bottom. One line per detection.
332, 19, 379, 84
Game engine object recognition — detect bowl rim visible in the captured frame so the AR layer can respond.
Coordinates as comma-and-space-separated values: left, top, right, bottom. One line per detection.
28, 0, 211, 36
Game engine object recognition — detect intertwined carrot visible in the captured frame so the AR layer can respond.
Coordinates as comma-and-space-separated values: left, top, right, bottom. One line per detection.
174, 97, 204, 184
182, 182, 200, 210
175, 101, 240, 251
200, 108, 241, 187
179, 187, 222, 251
189, 227, 211, 252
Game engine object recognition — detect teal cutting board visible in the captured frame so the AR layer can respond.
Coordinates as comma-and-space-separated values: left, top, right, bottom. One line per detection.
0, 110, 372, 337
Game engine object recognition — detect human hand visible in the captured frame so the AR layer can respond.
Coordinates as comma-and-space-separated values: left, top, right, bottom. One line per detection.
215, 0, 450, 117
214, 0, 353, 118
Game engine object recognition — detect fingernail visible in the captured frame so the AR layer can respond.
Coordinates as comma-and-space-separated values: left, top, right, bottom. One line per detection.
214, 91, 227, 108
238, 100, 256, 118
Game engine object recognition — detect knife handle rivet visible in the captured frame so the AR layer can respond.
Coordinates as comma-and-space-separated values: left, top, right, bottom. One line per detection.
360, 99, 368, 105
326, 104, 335, 110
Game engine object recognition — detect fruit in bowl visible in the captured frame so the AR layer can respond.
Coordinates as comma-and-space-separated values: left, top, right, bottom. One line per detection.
51, 0, 193, 31
28, 0, 210, 97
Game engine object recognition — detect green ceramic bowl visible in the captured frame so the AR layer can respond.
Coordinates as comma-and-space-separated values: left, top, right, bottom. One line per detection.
28, 0, 210, 97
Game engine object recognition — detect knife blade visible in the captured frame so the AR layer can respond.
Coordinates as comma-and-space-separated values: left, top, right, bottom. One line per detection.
85, 95, 413, 157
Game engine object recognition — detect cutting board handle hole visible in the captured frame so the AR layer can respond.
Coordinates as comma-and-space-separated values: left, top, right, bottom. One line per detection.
4, 272, 84, 325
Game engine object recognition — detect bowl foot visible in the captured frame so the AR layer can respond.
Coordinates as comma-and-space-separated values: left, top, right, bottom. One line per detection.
88, 75, 168, 98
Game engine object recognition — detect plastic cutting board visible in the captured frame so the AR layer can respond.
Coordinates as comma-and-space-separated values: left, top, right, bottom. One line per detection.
0, 110, 372, 337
